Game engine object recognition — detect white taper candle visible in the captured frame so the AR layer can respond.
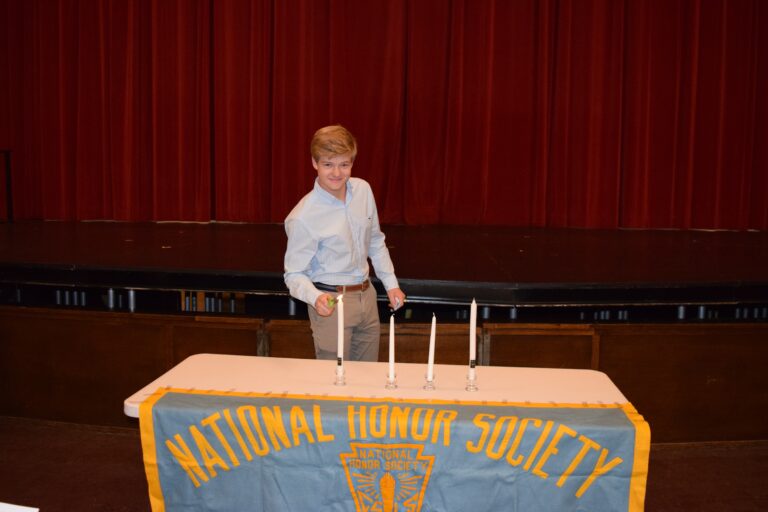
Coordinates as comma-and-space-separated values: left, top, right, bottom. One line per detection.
336, 295, 344, 365
469, 299, 477, 376
387, 315, 395, 381
388, 314, 395, 380
427, 313, 436, 381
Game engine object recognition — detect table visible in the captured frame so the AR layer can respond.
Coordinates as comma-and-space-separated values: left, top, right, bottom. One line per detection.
127, 354, 649, 511
124, 354, 631, 416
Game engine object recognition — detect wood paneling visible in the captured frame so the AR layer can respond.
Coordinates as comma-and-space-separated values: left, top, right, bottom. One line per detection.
484, 324, 594, 369
596, 324, 768, 442
265, 320, 476, 365
265, 319, 316, 359
484, 322, 768, 442
380, 323, 478, 366
0, 307, 263, 426
172, 316, 263, 363
3, 305, 768, 442
0, 308, 171, 426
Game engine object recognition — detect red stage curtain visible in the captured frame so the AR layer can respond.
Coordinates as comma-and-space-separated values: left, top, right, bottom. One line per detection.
621, 0, 768, 229
1, 0, 767, 229
213, 0, 272, 222
1, 0, 210, 221
265, 0, 408, 224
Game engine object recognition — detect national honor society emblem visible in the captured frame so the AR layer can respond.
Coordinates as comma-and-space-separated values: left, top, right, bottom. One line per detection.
341, 443, 435, 512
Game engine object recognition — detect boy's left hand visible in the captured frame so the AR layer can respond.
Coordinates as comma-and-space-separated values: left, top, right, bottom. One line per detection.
315, 293, 335, 316
387, 288, 406, 311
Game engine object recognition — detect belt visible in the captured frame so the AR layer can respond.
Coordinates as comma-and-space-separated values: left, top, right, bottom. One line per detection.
314, 280, 370, 293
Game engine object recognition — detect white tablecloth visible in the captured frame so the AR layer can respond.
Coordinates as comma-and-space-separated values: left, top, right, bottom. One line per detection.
124, 354, 628, 417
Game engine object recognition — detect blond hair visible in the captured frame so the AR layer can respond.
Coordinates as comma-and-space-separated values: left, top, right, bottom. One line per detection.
310, 125, 357, 162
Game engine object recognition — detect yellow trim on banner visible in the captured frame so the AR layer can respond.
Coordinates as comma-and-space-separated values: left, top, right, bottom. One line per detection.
620, 403, 651, 512
139, 388, 170, 512
147, 386, 634, 410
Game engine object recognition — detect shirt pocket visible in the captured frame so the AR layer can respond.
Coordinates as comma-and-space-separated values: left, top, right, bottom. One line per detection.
362, 215, 373, 249
349, 213, 373, 252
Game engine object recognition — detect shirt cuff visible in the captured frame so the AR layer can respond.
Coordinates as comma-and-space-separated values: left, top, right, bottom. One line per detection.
380, 276, 400, 292
307, 288, 324, 308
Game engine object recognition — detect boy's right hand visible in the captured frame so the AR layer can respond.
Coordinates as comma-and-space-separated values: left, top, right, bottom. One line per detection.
315, 293, 335, 317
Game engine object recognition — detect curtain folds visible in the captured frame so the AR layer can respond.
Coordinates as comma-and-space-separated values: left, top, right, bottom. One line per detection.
1, 0, 766, 228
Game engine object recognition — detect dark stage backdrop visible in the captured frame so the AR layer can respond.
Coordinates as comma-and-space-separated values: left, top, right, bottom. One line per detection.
1, 0, 767, 229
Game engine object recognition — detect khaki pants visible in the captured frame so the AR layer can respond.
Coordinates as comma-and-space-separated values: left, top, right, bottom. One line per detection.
308, 284, 380, 361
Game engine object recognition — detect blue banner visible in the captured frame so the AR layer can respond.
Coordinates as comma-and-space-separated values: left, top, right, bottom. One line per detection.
140, 389, 649, 512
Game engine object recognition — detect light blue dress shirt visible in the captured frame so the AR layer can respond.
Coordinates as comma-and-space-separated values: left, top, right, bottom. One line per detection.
284, 177, 399, 306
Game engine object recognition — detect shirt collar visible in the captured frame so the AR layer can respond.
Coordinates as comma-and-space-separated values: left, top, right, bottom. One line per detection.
313, 178, 354, 205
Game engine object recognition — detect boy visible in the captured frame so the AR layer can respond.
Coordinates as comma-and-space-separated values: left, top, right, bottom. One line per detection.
284, 125, 406, 361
